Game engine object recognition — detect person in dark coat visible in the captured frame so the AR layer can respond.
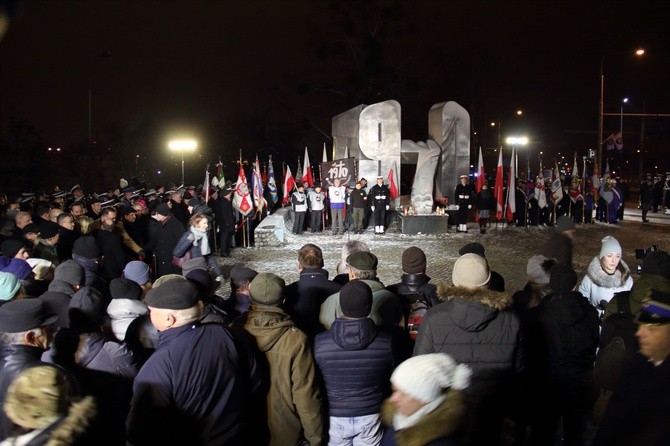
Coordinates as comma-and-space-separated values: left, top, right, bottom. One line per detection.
514, 179, 528, 227
226, 264, 258, 317
350, 181, 368, 234
314, 280, 394, 444
525, 265, 599, 446
475, 183, 495, 234
454, 175, 473, 233
127, 278, 254, 445
291, 184, 308, 235
39, 260, 86, 329
95, 207, 132, 280
152, 204, 185, 278
593, 289, 670, 446
541, 215, 576, 268
414, 253, 523, 446
56, 213, 78, 261
369, 176, 391, 234
71, 235, 110, 301
0, 298, 58, 441
168, 190, 190, 227
211, 186, 236, 257
284, 244, 342, 338
172, 213, 223, 281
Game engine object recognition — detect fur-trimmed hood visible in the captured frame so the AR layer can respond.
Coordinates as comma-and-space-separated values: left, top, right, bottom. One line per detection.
586, 256, 631, 288
436, 285, 512, 333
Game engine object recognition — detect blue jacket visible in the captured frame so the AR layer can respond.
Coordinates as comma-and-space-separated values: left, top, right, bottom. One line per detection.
127, 323, 249, 445
314, 317, 393, 417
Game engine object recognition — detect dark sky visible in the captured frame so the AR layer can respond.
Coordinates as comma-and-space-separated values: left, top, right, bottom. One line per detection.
1, 0, 669, 177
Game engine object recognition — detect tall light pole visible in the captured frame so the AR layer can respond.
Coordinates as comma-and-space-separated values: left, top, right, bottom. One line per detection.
620, 97, 629, 133
168, 140, 197, 186
505, 136, 529, 177
598, 48, 644, 174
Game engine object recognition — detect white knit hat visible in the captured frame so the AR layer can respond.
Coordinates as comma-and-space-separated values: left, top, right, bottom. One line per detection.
599, 236, 622, 258
452, 253, 490, 289
391, 354, 471, 403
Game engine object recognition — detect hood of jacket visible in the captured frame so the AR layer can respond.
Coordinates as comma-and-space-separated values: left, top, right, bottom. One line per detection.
243, 305, 296, 353
330, 317, 377, 351
72, 254, 100, 275
47, 279, 76, 296
586, 256, 631, 288
540, 291, 593, 326
438, 285, 512, 332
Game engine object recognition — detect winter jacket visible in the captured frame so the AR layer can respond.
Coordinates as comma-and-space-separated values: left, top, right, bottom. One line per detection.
579, 256, 633, 310
369, 184, 390, 208
40, 280, 78, 328
413, 285, 523, 399
314, 317, 393, 417
386, 273, 440, 321
284, 268, 342, 338
154, 215, 184, 278
72, 254, 110, 301
172, 230, 222, 276
350, 188, 368, 208
291, 191, 308, 212
0, 345, 49, 440
379, 390, 467, 446
106, 298, 159, 349
95, 228, 131, 280
127, 323, 249, 445
33, 240, 59, 266
234, 305, 323, 446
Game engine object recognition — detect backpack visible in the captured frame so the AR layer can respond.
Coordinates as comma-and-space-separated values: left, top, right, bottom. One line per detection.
405, 292, 433, 340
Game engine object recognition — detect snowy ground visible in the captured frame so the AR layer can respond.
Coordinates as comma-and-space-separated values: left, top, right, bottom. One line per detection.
215, 205, 670, 295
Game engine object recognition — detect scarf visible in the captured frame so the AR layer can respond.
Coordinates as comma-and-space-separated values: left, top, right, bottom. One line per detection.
190, 227, 210, 256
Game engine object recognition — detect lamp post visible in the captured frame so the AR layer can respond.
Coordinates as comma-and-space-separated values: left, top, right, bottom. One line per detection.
620, 97, 629, 133
598, 48, 644, 174
505, 136, 529, 177
168, 140, 197, 186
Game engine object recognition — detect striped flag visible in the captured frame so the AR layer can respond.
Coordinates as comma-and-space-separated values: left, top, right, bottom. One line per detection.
476, 147, 486, 193
282, 166, 295, 204
303, 147, 314, 187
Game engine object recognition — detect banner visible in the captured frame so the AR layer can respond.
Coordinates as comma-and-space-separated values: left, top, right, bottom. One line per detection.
320, 158, 355, 188
267, 157, 278, 204
232, 165, 253, 216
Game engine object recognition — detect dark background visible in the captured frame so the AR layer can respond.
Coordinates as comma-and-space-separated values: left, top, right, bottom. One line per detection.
1, 0, 669, 194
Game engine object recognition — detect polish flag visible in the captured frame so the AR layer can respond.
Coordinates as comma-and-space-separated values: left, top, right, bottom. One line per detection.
388, 160, 399, 199
476, 147, 486, 193
494, 149, 504, 220
282, 165, 296, 204
303, 147, 314, 187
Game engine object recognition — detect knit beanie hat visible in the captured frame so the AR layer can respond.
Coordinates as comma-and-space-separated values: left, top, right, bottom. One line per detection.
53, 261, 85, 287
69, 286, 106, 329
339, 280, 373, 318
599, 236, 622, 258
72, 236, 102, 259
123, 261, 151, 286
402, 247, 427, 274
155, 203, 171, 216
391, 354, 472, 403
4, 366, 71, 430
1, 239, 25, 258
526, 255, 556, 285
110, 278, 143, 301
549, 264, 578, 293
0, 259, 32, 281
452, 253, 490, 289
249, 273, 285, 306
0, 272, 21, 301
181, 257, 208, 278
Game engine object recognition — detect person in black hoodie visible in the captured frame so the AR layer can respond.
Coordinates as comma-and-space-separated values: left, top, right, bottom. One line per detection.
525, 264, 599, 446
314, 280, 394, 445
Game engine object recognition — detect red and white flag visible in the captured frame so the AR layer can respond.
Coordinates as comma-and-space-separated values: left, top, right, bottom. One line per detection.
506, 147, 516, 221
232, 164, 253, 216
476, 147, 486, 193
388, 160, 399, 199
303, 147, 314, 187
494, 149, 504, 220
282, 165, 296, 204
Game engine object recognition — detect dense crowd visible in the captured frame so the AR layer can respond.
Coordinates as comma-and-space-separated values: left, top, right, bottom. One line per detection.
0, 180, 669, 446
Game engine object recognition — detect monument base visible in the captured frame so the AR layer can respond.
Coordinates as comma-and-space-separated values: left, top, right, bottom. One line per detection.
398, 212, 449, 235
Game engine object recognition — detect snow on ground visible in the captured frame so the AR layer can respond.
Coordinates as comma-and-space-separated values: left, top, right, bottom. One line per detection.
215, 206, 670, 297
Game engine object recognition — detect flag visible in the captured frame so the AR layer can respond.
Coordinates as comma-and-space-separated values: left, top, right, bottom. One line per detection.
295, 159, 303, 183
216, 158, 225, 185
476, 147, 486, 193
605, 160, 610, 175
591, 159, 601, 201
322, 142, 328, 162
494, 149, 504, 220
232, 164, 253, 216
261, 164, 267, 184
267, 157, 278, 204
526, 153, 532, 182
203, 165, 210, 203
252, 156, 264, 213
572, 153, 579, 178
282, 165, 295, 204
613, 132, 623, 150
388, 160, 399, 199
303, 147, 314, 187
606, 134, 615, 151
506, 147, 516, 221
535, 170, 547, 209
551, 162, 563, 202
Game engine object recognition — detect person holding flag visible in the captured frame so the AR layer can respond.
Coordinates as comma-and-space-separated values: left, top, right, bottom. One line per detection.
369, 176, 391, 234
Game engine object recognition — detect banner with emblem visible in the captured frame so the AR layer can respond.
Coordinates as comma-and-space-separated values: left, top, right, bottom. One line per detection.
232, 164, 253, 216
319, 158, 355, 188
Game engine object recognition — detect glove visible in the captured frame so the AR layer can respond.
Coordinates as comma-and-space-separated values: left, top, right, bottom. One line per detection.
187, 233, 195, 242
386, 205, 390, 210
371, 206, 375, 211
468, 205, 472, 209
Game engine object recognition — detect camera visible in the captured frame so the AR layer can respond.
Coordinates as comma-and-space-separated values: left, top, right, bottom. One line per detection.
635, 244, 661, 273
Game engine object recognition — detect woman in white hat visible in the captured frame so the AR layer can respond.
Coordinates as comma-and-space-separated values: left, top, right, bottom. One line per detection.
380, 353, 471, 445
578, 235, 633, 313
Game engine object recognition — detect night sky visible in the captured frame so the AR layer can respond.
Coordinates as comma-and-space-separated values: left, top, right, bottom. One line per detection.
1, 0, 669, 190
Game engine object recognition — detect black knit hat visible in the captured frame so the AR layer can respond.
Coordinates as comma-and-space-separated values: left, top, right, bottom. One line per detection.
549, 264, 578, 293
402, 247, 426, 274
340, 280, 373, 318
110, 278, 143, 301
72, 236, 102, 259
1, 240, 25, 258
155, 203, 171, 217
69, 287, 106, 329
39, 221, 60, 239
145, 278, 199, 310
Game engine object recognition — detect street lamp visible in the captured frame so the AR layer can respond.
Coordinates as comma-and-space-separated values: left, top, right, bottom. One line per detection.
598, 48, 644, 174
620, 97, 629, 133
168, 139, 197, 186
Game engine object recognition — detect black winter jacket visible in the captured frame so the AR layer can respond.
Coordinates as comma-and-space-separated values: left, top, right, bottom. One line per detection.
284, 268, 342, 338
314, 317, 393, 417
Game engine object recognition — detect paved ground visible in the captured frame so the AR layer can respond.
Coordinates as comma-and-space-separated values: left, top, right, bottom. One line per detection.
215, 204, 670, 296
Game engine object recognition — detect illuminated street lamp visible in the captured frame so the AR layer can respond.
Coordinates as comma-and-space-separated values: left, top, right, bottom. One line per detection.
168, 139, 197, 186
598, 48, 644, 173
505, 136, 529, 179
620, 97, 629, 133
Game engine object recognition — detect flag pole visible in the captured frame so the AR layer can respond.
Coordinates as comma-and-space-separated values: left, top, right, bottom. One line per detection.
582, 157, 587, 224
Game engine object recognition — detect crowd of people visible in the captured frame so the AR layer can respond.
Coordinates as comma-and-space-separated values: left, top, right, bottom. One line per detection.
0, 179, 669, 445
